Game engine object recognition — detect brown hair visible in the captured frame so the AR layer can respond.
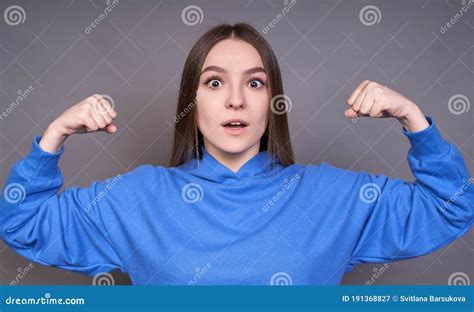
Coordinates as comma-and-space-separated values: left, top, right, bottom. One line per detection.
169, 23, 294, 167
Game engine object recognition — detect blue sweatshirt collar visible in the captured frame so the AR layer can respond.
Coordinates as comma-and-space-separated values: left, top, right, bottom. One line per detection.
180, 146, 282, 183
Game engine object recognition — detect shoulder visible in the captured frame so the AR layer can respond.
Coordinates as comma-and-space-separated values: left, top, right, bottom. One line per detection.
292, 161, 364, 186
99, 163, 170, 188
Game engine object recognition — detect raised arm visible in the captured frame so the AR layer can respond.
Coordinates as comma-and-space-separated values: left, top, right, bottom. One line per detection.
0, 95, 125, 276
340, 81, 473, 268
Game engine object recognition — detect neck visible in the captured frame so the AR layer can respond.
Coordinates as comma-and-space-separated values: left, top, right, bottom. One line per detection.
203, 141, 260, 173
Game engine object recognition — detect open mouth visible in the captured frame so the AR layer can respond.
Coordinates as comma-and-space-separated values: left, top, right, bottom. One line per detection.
222, 121, 248, 129
221, 119, 249, 135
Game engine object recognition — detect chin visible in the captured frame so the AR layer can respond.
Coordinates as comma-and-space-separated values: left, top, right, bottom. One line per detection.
220, 142, 251, 155
211, 140, 257, 156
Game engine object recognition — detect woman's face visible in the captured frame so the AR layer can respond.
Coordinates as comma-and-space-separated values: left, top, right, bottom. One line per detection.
196, 38, 270, 157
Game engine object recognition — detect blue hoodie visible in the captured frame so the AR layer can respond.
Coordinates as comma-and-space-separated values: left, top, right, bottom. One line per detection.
0, 115, 472, 285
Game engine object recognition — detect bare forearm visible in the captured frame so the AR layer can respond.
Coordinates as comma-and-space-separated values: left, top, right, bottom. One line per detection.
38, 94, 117, 154
39, 122, 68, 154
397, 104, 430, 133
346, 81, 431, 133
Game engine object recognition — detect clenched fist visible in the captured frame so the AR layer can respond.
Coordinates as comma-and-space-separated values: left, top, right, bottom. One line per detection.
345, 80, 429, 132
40, 94, 118, 153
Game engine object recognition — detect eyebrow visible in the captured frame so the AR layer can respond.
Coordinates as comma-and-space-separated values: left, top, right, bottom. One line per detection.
200, 65, 267, 75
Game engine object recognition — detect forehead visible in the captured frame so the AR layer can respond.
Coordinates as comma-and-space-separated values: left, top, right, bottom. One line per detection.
202, 38, 265, 71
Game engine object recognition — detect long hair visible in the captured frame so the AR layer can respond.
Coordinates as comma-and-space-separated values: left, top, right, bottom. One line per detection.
169, 23, 294, 167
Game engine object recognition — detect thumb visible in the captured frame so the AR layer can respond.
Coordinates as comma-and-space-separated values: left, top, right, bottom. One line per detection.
344, 108, 359, 118
104, 123, 117, 133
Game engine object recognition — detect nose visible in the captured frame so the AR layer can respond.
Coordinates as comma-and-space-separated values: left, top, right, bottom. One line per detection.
225, 84, 245, 110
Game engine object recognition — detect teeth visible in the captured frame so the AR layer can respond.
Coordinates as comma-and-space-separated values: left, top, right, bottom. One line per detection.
224, 121, 247, 127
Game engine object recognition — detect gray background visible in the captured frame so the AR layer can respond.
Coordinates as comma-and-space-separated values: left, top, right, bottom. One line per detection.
0, 0, 472, 285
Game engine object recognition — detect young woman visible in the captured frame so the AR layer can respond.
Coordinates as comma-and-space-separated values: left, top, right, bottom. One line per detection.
0, 23, 472, 285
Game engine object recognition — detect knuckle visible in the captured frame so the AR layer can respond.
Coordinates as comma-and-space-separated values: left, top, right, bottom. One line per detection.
82, 103, 93, 113
88, 121, 99, 130
86, 96, 97, 104
78, 111, 89, 122
367, 81, 378, 88
85, 125, 95, 132
374, 87, 383, 95
84, 97, 95, 106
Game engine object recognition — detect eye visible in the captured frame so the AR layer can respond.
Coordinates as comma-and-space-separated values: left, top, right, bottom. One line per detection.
204, 76, 223, 89
248, 78, 266, 89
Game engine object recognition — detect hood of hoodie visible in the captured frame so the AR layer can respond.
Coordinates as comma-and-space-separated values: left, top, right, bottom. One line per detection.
177, 144, 284, 184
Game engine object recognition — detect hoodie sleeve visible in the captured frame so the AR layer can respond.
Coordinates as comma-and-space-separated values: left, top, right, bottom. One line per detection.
344, 115, 473, 270
0, 135, 126, 277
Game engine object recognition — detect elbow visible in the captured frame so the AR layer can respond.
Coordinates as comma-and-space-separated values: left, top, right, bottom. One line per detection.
437, 189, 474, 231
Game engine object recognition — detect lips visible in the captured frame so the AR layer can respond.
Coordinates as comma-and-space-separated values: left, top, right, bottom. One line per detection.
221, 119, 249, 128
221, 119, 249, 135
